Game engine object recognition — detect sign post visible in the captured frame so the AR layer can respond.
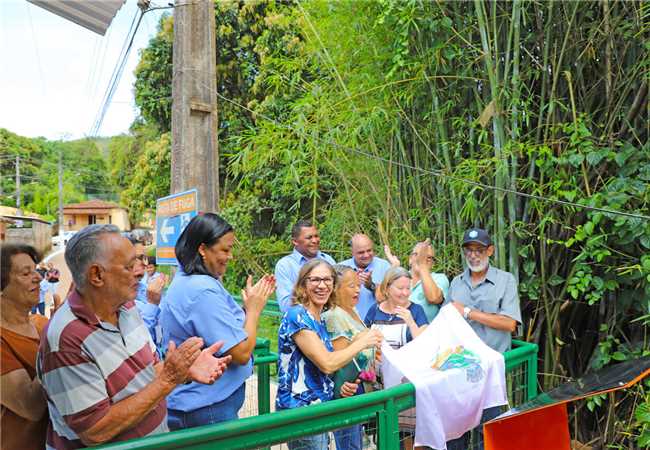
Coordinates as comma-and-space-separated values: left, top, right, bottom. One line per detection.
156, 189, 198, 265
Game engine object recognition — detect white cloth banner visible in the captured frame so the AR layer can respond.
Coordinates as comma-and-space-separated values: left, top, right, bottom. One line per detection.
381, 304, 508, 449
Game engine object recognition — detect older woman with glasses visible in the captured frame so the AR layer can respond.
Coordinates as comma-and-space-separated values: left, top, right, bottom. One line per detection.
276, 259, 382, 450
0, 244, 48, 450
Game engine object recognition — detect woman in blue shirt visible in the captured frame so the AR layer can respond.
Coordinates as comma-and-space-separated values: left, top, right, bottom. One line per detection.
161, 213, 275, 430
276, 259, 382, 450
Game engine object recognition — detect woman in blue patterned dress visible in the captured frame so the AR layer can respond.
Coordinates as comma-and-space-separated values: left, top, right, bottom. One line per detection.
276, 259, 382, 450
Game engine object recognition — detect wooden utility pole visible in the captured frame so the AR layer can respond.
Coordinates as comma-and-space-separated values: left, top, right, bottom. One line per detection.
15, 155, 22, 216
171, 0, 219, 212
58, 151, 64, 235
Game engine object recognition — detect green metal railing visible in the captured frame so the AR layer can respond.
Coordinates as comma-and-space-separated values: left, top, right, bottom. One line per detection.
251, 338, 276, 416
99, 339, 537, 450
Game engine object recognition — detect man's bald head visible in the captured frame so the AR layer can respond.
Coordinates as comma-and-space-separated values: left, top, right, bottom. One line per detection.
350, 233, 375, 268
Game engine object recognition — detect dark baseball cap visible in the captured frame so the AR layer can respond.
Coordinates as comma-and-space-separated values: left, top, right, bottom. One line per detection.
462, 228, 492, 247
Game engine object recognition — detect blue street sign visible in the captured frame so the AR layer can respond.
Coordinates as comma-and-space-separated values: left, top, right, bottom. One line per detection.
155, 189, 198, 265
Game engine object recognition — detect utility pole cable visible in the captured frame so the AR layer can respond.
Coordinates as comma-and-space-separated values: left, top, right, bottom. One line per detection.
171, 0, 219, 212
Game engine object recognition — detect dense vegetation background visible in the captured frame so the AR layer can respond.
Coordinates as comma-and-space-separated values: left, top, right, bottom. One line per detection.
1, 0, 648, 446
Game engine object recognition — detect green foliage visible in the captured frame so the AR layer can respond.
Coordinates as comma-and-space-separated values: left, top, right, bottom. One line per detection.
637, 388, 650, 448
134, 15, 173, 133
0, 128, 115, 220
120, 133, 171, 224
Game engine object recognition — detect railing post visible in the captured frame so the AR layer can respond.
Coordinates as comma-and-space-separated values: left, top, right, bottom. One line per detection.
257, 362, 270, 415
527, 343, 539, 400
377, 397, 399, 450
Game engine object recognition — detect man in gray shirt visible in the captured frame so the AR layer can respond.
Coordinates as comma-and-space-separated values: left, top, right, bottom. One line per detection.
447, 228, 521, 353
446, 227, 522, 450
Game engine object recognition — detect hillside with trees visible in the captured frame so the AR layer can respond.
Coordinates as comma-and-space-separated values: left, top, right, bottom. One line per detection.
0, 128, 116, 220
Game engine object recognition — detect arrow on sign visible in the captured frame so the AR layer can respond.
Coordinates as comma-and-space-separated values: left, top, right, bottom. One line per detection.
160, 218, 175, 244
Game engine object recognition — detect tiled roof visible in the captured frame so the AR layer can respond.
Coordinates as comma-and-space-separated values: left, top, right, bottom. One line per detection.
63, 200, 124, 210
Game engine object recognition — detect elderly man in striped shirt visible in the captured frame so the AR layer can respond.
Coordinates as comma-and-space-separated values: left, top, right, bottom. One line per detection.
37, 224, 230, 449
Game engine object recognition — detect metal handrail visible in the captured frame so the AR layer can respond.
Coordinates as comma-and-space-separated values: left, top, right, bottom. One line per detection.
97, 340, 538, 450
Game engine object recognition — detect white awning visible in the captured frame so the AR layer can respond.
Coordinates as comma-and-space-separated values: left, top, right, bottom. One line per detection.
26, 0, 127, 36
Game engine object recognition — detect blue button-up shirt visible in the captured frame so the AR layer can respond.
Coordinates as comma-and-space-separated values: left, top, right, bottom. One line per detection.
274, 249, 336, 312
161, 270, 252, 412
135, 299, 163, 357
338, 256, 391, 319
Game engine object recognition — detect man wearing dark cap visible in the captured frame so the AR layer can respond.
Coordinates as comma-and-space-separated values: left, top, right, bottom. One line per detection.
447, 228, 521, 353
445, 227, 522, 450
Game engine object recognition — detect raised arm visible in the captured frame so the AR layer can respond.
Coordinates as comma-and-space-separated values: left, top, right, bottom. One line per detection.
412, 240, 444, 304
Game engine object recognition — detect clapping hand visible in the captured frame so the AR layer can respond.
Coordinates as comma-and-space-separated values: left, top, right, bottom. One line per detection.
188, 341, 232, 385
242, 274, 275, 315
161, 337, 204, 386
357, 270, 373, 289
384, 244, 401, 267
146, 274, 167, 305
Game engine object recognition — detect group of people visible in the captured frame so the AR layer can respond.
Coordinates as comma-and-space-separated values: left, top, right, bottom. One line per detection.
0, 213, 521, 450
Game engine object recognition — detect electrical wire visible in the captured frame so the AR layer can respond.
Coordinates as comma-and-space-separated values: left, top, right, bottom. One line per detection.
89, 8, 144, 136
177, 67, 650, 222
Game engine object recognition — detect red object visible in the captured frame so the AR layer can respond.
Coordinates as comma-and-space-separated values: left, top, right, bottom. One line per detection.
484, 403, 570, 450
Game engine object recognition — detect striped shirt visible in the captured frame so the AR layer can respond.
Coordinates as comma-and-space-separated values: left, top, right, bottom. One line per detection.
37, 290, 168, 449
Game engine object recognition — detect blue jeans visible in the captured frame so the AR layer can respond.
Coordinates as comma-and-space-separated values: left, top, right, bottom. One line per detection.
31, 303, 45, 315
333, 383, 364, 450
167, 383, 245, 430
333, 424, 362, 450
446, 405, 503, 450
288, 432, 329, 450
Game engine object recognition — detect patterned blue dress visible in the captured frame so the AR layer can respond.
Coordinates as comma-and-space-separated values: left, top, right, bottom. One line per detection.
276, 304, 334, 410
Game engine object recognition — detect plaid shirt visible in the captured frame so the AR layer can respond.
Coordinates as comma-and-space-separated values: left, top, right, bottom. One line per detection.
37, 290, 167, 449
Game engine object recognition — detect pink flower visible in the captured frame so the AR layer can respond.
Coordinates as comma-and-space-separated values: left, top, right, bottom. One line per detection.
359, 370, 376, 382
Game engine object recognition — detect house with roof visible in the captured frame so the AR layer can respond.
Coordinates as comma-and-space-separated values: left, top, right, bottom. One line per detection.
63, 200, 130, 231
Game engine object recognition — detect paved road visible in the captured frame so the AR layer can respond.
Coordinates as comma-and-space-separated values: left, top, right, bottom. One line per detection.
44, 246, 72, 301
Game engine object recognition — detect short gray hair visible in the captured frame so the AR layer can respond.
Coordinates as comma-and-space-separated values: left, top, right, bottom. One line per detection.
65, 224, 121, 289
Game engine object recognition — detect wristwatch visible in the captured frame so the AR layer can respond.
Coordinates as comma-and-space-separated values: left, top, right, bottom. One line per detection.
463, 306, 472, 320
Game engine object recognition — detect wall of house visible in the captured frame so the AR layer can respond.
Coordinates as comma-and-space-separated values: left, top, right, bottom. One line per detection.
63, 210, 130, 231
4, 221, 52, 256
110, 209, 130, 231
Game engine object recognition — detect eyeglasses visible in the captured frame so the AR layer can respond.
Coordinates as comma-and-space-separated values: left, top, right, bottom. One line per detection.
306, 276, 334, 286
463, 247, 487, 257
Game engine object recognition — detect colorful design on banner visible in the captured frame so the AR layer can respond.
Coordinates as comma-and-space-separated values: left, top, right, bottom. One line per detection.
431, 345, 484, 383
